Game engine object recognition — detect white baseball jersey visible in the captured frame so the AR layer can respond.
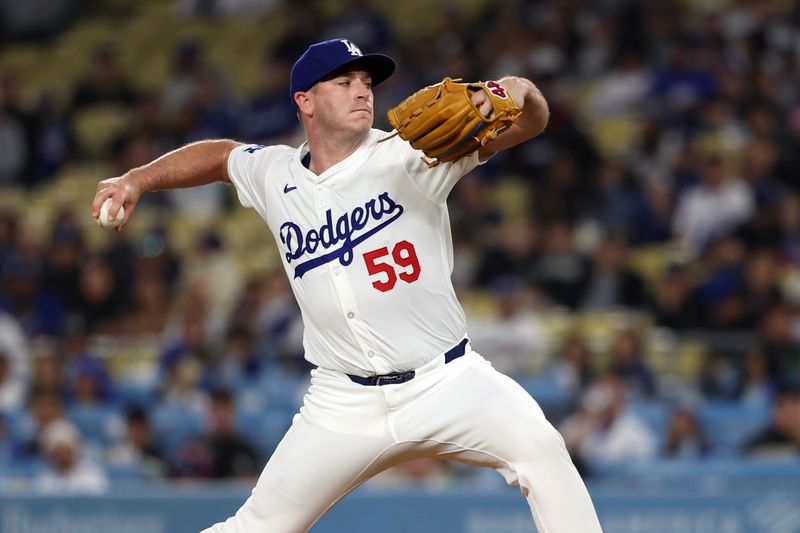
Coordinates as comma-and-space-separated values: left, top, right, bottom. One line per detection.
227, 129, 483, 377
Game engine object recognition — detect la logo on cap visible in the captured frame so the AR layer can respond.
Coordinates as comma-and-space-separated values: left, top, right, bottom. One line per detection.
341, 39, 362, 57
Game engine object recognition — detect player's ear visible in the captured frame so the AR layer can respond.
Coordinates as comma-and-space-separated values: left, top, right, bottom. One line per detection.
295, 91, 312, 117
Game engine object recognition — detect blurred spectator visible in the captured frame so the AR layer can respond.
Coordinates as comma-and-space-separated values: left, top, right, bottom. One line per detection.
588, 161, 638, 235
216, 328, 263, 390
133, 228, 181, 291
0, 413, 13, 468
202, 389, 259, 479
227, 278, 264, 334
61, 317, 112, 402
473, 219, 536, 289
76, 257, 123, 334
778, 192, 800, 265
738, 349, 776, 408
0, 309, 30, 386
529, 219, 590, 309
18, 386, 66, 459
28, 338, 60, 386
0, 0, 75, 40
0, 351, 24, 412
739, 248, 783, 328
102, 233, 137, 304
700, 352, 741, 401
467, 281, 545, 376
449, 171, 504, 244
161, 311, 212, 377
759, 305, 800, 390
629, 178, 674, 246
509, 99, 601, 183
588, 50, 652, 118
160, 41, 236, 211
175, 69, 236, 144
746, 388, 800, 458
160, 353, 209, 417
546, 335, 596, 408
663, 407, 709, 458
0, 211, 17, 274
650, 39, 717, 125
122, 274, 170, 336
34, 419, 108, 494
23, 92, 75, 185
169, 441, 211, 478
694, 235, 748, 329
533, 151, 594, 223
239, 56, 298, 143
174, 0, 278, 18
738, 138, 784, 248
579, 234, 646, 311
672, 156, 754, 254
0, 74, 36, 177
66, 365, 122, 452
321, 0, 394, 52
649, 264, 704, 330
107, 406, 167, 479
40, 209, 85, 314
0, 75, 32, 185
607, 329, 656, 398
268, 2, 326, 64
160, 39, 233, 133
153, 354, 209, 463
178, 232, 243, 338
2, 228, 65, 336
255, 270, 304, 367
71, 45, 139, 110
625, 118, 682, 188
560, 375, 658, 470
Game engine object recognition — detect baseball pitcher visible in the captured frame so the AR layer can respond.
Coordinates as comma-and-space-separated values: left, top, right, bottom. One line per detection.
92, 38, 602, 533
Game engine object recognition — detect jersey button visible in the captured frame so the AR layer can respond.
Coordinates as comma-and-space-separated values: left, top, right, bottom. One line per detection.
333, 269, 340, 276
347, 312, 355, 319
368, 351, 375, 358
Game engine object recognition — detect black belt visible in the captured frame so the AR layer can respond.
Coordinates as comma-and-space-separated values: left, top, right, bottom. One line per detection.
347, 338, 469, 386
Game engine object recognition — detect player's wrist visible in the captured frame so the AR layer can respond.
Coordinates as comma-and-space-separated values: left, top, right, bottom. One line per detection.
122, 169, 148, 197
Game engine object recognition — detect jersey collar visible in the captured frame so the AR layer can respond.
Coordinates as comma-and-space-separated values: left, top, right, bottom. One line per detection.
293, 129, 382, 184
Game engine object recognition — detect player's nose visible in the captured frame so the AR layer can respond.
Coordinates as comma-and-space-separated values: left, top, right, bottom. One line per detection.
354, 80, 371, 99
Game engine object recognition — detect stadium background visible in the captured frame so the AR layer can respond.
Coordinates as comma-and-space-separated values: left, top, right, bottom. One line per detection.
1, 0, 800, 531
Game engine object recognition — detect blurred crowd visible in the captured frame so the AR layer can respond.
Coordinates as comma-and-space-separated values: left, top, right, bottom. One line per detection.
1, 0, 800, 492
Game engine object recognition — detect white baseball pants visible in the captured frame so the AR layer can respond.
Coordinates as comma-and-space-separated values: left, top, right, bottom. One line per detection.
200, 349, 602, 533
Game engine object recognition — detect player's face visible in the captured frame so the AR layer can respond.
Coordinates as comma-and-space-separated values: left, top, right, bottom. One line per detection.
310, 67, 374, 134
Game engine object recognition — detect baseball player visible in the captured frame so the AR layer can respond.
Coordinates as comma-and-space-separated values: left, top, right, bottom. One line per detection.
92, 38, 602, 532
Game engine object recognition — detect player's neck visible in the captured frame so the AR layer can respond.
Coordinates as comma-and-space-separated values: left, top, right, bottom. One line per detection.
305, 129, 369, 175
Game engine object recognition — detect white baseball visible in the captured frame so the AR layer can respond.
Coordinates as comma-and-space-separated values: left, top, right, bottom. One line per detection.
97, 198, 124, 228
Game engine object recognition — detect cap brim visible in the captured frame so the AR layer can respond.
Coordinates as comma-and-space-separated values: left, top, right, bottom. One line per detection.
330, 53, 396, 87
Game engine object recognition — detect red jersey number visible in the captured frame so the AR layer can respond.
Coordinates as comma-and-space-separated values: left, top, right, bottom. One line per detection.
363, 241, 421, 292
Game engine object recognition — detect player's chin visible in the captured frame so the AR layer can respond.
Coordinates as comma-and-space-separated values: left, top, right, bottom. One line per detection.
351, 110, 373, 121
349, 114, 373, 131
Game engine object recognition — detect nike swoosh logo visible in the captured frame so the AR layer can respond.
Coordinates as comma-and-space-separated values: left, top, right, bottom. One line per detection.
283, 184, 297, 193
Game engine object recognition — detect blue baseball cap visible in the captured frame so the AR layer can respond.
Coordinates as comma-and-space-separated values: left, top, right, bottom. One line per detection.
289, 38, 395, 105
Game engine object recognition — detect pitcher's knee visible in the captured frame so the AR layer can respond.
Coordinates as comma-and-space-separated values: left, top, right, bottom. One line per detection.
504, 415, 567, 459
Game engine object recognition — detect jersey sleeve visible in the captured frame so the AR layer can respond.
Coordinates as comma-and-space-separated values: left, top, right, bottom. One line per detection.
226, 143, 273, 214
392, 137, 485, 204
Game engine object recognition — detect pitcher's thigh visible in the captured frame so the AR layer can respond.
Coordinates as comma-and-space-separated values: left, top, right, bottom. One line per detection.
201, 415, 394, 533
413, 360, 602, 532
428, 362, 566, 469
